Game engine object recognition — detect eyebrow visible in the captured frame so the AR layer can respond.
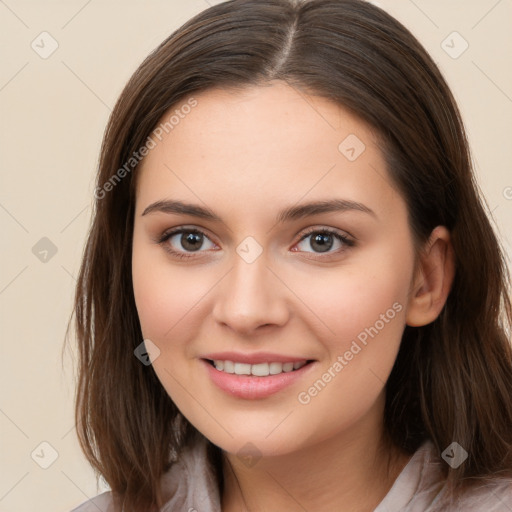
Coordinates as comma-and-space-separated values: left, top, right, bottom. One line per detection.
141, 198, 376, 223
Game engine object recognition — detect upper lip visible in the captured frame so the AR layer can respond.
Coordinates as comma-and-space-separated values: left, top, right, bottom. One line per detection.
201, 352, 314, 365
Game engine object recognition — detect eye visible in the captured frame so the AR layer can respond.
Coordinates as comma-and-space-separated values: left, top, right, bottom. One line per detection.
156, 226, 354, 260
293, 228, 354, 255
157, 227, 216, 259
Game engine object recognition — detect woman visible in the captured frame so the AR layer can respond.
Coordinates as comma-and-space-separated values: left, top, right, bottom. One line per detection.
69, 0, 512, 510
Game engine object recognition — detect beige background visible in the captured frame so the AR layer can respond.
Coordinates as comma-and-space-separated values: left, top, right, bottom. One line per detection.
0, 1, 511, 511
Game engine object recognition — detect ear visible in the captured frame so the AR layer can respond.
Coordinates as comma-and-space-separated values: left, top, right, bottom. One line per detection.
405, 226, 456, 327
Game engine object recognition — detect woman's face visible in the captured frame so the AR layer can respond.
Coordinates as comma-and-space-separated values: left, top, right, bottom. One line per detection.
132, 82, 417, 457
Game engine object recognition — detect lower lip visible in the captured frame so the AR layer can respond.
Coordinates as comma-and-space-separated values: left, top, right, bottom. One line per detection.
202, 359, 316, 400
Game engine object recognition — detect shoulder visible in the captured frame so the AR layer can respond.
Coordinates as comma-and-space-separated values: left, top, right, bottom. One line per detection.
68, 434, 221, 512
376, 440, 512, 512
443, 477, 512, 511
69, 491, 115, 512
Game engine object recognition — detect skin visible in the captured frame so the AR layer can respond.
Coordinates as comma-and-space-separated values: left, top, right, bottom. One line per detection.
132, 81, 455, 511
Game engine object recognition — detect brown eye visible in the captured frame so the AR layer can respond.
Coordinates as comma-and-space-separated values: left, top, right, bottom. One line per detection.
295, 228, 354, 255
158, 228, 216, 258
179, 231, 204, 252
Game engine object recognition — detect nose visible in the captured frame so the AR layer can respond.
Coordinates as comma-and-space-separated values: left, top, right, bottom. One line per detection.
212, 251, 290, 335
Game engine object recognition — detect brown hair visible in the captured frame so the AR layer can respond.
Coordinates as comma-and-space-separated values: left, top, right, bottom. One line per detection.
66, 0, 512, 510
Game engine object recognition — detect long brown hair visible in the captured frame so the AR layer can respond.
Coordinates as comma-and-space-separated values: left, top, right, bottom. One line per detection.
66, 0, 512, 510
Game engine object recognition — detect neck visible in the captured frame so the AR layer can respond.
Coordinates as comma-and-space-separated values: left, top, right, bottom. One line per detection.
220, 396, 411, 512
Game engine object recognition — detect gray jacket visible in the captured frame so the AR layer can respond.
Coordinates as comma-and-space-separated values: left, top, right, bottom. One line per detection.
70, 436, 512, 511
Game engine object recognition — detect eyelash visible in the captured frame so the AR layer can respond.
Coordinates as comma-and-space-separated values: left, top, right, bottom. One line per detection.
156, 226, 355, 260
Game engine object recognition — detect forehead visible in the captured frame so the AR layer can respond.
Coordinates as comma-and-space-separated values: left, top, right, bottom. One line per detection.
135, 82, 402, 223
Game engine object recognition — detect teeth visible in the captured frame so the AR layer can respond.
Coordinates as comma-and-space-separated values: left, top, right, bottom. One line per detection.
234, 362, 251, 375
283, 362, 294, 372
223, 360, 235, 373
251, 362, 269, 376
269, 362, 283, 374
212, 359, 308, 376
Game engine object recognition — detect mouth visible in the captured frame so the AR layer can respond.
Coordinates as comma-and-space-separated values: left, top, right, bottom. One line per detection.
201, 357, 317, 400
203, 358, 315, 376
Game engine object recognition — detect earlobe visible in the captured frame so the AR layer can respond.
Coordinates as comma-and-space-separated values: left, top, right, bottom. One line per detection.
405, 226, 456, 327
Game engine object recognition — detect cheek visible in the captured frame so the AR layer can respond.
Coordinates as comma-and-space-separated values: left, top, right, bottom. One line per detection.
289, 244, 413, 404
131, 246, 208, 412
132, 237, 209, 343
285, 254, 411, 353
132, 262, 177, 341
289, 277, 409, 447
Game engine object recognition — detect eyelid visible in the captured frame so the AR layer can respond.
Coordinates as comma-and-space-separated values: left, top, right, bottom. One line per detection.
156, 225, 216, 244
292, 226, 355, 255
155, 224, 355, 259
156, 226, 218, 255
296, 225, 355, 242
156, 224, 354, 243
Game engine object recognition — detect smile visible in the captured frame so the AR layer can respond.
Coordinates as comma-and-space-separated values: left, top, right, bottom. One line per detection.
208, 359, 308, 376
202, 358, 316, 399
